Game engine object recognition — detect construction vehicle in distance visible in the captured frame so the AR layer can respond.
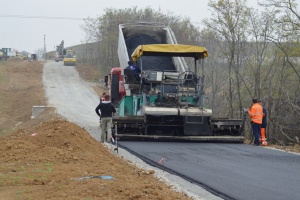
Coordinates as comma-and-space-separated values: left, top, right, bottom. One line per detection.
108, 23, 245, 142
55, 40, 65, 62
0, 48, 11, 61
63, 49, 76, 66
31, 54, 37, 61
55, 40, 76, 66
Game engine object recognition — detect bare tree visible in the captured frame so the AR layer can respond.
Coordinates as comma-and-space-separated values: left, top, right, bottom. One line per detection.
257, 0, 300, 144
199, 28, 230, 117
204, 0, 251, 118
259, 0, 300, 80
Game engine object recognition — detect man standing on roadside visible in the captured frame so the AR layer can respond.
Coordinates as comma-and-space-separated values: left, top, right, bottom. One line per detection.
247, 98, 263, 146
258, 100, 268, 146
95, 95, 116, 143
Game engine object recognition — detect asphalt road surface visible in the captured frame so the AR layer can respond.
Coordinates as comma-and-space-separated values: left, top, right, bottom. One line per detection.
43, 61, 300, 200
119, 141, 300, 200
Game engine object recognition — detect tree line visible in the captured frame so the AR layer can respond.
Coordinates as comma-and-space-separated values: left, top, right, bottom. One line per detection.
79, 0, 300, 146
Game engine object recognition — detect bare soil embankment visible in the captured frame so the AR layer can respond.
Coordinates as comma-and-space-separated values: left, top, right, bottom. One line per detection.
0, 59, 190, 200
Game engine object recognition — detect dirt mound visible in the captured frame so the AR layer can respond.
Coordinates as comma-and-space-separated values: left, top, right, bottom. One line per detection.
1, 120, 102, 163
0, 59, 190, 200
1, 119, 189, 200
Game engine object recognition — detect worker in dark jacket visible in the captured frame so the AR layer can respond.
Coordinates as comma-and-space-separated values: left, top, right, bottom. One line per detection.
125, 60, 141, 81
258, 100, 268, 146
95, 95, 116, 143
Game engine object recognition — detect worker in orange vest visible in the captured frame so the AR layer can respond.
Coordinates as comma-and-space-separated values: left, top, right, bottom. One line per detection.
258, 100, 268, 146
247, 98, 263, 146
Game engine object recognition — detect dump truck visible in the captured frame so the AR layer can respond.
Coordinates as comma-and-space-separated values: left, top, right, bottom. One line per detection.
109, 23, 245, 142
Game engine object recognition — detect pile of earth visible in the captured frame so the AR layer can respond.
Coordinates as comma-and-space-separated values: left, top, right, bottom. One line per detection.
0, 58, 190, 200
0, 119, 189, 200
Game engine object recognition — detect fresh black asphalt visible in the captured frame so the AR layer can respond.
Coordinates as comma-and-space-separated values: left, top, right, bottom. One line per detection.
119, 141, 300, 200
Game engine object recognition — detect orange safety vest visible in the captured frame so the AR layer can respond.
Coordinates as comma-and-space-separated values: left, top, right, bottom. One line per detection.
248, 103, 263, 124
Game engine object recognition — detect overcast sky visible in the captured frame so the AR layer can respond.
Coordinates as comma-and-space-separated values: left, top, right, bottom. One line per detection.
1, 0, 264, 53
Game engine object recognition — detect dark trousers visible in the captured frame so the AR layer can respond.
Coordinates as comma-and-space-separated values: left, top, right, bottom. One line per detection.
251, 123, 261, 145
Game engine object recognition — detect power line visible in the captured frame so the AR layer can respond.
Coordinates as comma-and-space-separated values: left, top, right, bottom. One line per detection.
0, 15, 84, 20
0, 14, 203, 24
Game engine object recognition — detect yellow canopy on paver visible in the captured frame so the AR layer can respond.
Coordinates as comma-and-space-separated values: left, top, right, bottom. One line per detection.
131, 44, 208, 61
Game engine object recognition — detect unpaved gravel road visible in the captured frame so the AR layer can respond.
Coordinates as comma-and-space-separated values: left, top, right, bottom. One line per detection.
43, 61, 100, 140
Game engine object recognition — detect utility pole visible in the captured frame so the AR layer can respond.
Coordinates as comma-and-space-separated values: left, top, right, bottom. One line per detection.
44, 35, 47, 61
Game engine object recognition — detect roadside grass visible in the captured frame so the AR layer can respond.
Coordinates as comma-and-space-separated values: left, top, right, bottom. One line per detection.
0, 162, 55, 187
0, 65, 9, 136
44, 163, 54, 172
15, 188, 35, 200
0, 67, 6, 82
76, 63, 102, 82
